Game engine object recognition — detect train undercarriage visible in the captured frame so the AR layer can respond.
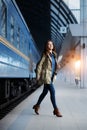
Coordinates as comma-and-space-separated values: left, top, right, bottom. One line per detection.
0, 78, 39, 119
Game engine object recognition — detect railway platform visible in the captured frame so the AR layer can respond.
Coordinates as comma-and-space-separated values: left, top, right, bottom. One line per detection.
0, 79, 87, 130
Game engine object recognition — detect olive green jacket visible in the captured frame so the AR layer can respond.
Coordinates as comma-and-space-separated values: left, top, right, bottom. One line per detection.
36, 51, 58, 85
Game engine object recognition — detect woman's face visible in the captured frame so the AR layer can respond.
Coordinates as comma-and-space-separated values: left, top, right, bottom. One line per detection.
46, 41, 53, 51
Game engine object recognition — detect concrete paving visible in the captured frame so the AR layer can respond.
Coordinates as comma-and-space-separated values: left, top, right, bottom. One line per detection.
0, 80, 87, 130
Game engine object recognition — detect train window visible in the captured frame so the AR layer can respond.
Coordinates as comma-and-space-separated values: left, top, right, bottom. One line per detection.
17, 27, 20, 49
21, 32, 24, 52
0, 0, 3, 7
26, 39, 29, 56
0, 0, 7, 37
10, 16, 14, 44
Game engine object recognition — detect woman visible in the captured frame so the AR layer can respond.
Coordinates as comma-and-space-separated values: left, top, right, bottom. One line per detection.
33, 40, 62, 117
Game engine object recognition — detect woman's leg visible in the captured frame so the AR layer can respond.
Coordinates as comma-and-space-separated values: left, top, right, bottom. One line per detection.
33, 85, 48, 114
48, 83, 62, 117
48, 83, 57, 109
36, 85, 48, 105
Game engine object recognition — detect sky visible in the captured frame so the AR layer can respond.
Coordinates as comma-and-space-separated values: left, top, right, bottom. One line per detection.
63, 0, 80, 9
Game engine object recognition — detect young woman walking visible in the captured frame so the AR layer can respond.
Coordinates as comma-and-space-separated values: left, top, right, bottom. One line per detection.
33, 40, 62, 117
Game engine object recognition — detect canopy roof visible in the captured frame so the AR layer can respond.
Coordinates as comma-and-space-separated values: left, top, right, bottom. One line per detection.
15, 0, 78, 55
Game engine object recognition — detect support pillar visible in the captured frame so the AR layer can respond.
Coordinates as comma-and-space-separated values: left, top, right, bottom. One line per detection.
80, 0, 87, 88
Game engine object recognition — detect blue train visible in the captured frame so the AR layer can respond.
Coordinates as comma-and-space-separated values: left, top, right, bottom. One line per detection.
0, 0, 40, 106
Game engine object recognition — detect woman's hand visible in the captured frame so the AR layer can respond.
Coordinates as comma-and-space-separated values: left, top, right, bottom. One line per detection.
36, 77, 40, 82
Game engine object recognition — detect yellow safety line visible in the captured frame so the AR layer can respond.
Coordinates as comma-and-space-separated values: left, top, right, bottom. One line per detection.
0, 36, 30, 61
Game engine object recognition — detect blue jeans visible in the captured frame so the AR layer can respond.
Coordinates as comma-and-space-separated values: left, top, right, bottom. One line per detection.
36, 83, 57, 109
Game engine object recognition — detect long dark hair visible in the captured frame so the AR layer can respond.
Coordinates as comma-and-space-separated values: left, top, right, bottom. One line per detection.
43, 40, 56, 54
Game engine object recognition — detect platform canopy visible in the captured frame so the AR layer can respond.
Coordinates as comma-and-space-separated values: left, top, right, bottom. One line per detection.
15, 0, 78, 56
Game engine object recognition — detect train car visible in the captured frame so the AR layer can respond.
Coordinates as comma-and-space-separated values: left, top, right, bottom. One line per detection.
0, 0, 40, 108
